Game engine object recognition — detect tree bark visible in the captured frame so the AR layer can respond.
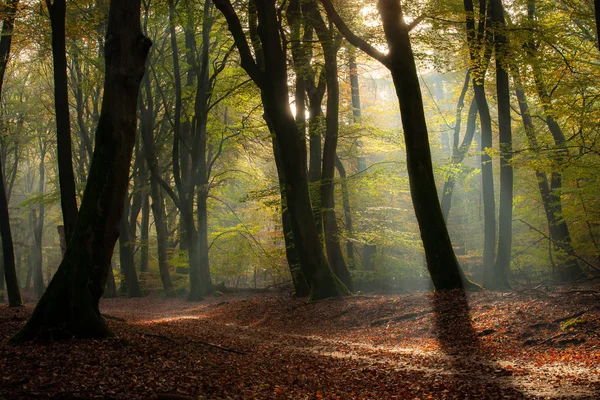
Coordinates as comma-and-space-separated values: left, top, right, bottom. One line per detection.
119, 197, 143, 298
11, 0, 151, 341
464, 0, 496, 278
0, 0, 21, 307
334, 155, 354, 267
490, 0, 512, 290
46, 0, 79, 242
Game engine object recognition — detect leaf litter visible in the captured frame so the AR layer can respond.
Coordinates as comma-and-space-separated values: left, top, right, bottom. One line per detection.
1, 282, 600, 399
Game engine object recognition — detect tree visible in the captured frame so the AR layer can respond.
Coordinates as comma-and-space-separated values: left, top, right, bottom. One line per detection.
12, 0, 151, 341
321, 0, 474, 290
214, 0, 350, 300
46, 0, 79, 243
489, 0, 512, 290
0, 0, 22, 307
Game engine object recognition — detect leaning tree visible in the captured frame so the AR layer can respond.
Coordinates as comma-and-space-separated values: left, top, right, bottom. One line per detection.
12, 0, 151, 341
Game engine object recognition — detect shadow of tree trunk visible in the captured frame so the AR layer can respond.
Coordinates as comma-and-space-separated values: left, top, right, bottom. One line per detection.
432, 290, 524, 397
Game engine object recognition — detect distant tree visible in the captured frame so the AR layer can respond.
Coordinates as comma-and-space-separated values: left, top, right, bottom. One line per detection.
12, 0, 151, 340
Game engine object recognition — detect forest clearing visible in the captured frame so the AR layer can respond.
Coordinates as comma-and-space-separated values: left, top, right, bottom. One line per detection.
2, 283, 600, 399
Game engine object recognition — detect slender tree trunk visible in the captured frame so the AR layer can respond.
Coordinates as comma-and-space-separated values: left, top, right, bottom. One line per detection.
140, 187, 150, 273
32, 146, 47, 298
119, 197, 143, 297
305, 0, 352, 290
490, 0, 512, 290
12, 0, 151, 341
139, 66, 175, 298
526, 0, 582, 281
441, 71, 477, 221
335, 155, 354, 267
46, 0, 79, 242
0, 0, 21, 307
464, 0, 496, 278
150, 181, 175, 297
595, 0, 600, 51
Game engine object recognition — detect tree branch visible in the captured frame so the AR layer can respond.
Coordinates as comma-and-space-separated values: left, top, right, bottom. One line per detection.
319, 0, 390, 67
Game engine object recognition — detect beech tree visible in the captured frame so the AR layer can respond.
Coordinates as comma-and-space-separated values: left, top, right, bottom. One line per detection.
12, 0, 151, 340
320, 0, 476, 290
214, 0, 350, 300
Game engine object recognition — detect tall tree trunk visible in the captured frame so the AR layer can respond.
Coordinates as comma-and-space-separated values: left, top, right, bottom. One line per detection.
46, 0, 79, 242
32, 145, 47, 298
464, 0, 496, 278
140, 186, 150, 273
150, 181, 175, 297
283, 0, 310, 295
441, 72, 477, 221
305, 0, 353, 290
12, 0, 151, 341
104, 261, 117, 298
526, 0, 582, 281
595, 0, 600, 51
119, 197, 143, 297
513, 68, 579, 275
335, 155, 354, 267
215, 0, 350, 300
139, 65, 175, 298
0, 0, 22, 307
490, 0, 512, 290
322, 0, 475, 290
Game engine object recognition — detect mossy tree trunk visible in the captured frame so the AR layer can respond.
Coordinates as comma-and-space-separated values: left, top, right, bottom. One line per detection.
11, 0, 151, 341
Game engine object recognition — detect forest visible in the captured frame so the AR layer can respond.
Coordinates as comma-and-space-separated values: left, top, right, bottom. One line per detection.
0, 0, 600, 398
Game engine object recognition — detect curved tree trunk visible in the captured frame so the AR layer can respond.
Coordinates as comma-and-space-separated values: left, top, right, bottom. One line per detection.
12, 0, 151, 341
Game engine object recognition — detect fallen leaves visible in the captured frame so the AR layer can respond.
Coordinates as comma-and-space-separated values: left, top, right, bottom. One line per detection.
0, 282, 599, 399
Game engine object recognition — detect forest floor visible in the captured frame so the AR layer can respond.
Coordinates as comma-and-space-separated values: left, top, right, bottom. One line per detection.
1, 281, 600, 399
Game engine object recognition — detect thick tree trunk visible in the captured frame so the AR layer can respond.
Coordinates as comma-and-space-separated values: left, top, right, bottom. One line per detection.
273, 136, 310, 297
215, 0, 349, 300
490, 0, 512, 290
11, 0, 151, 341
195, 192, 212, 297
376, 0, 469, 289
119, 198, 143, 298
0, 0, 21, 307
46, 0, 79, 242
